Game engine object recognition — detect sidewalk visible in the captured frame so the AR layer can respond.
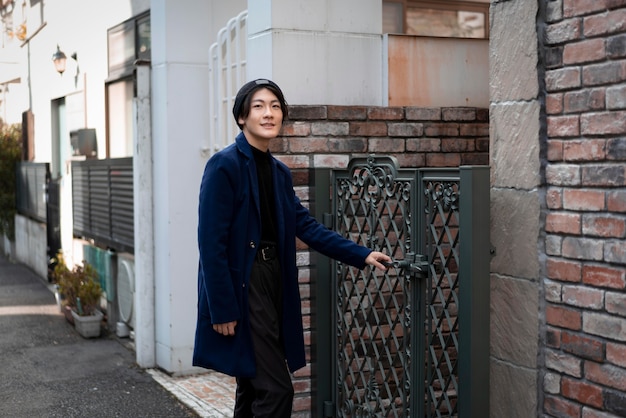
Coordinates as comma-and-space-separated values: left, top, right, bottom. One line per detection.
0, 252, 235, 418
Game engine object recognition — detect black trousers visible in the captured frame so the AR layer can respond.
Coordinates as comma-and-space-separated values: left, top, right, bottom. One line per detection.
234, 256, 293, 418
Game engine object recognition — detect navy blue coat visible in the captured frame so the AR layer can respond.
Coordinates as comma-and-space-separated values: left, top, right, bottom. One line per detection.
193, 132, 372, 378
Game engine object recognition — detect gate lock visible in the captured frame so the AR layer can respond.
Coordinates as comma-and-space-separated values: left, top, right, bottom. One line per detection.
382, 252, 429, 279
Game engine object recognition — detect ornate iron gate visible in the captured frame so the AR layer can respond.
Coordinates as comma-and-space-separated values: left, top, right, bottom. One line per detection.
323, 156, 490, 418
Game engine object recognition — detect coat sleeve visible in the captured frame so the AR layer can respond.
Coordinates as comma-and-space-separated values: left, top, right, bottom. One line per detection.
198, 155, 241, 324
293, 194, 371, 269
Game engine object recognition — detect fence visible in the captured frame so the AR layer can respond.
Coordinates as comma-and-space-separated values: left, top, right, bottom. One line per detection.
15, 162, 49, 223
71, 157, 134, 253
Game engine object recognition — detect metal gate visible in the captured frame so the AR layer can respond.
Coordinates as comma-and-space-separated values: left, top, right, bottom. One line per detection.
319, 155, 490, 418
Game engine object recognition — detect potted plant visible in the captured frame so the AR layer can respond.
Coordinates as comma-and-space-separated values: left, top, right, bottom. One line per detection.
53, 251, 104, 337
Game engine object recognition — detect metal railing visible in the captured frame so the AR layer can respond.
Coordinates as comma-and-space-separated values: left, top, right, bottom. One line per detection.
205, 10, 248, 158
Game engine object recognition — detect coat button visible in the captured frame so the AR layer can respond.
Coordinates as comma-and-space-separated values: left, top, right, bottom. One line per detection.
249, 241, 256, 248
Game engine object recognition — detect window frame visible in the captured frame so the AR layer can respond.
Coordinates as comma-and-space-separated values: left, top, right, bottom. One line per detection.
383, 0, 489, 39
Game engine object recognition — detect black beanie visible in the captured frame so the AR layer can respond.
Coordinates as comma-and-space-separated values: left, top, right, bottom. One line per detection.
232, 79, 288, 128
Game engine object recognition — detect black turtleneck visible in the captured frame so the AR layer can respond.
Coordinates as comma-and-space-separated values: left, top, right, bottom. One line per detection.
251, 146, 278, 244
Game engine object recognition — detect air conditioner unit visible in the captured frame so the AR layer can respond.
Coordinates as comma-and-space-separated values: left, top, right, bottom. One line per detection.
116, 252, 135, 338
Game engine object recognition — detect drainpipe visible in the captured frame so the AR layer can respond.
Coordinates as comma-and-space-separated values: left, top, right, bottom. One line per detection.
133, 60, 156, 367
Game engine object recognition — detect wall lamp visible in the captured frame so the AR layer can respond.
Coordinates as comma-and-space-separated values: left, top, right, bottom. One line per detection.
52, 45, 79, 76
52, 45, 67, 74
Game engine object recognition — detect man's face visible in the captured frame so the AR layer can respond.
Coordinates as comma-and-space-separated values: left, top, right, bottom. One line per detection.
238, 88, 283, 144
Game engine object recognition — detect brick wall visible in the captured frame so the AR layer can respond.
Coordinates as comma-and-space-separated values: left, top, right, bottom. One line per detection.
271, 104, 489, 415
543, 1, 626, 417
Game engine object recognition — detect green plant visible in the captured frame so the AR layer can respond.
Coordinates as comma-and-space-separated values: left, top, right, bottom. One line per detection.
53, 251, 103, 316
0, 123, 22, 241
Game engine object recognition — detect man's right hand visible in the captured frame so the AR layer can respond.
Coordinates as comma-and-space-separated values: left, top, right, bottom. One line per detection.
213, 321, 237, 336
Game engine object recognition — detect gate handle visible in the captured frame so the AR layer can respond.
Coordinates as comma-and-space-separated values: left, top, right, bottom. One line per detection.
381, 253, 429, 278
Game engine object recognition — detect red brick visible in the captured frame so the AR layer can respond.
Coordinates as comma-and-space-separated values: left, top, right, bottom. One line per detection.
607, 342, 626, 368
278, 155, 311, 169
607, 137, 626, 160
605, 240, 626, 264
271, 137, 289, 153
328, 137, 367, 153
459, 123, 489, 136
564, 0, 610, 18
608, 189, 626, 212
406, 138, 440, 152
441, 138, 475, 152
388, 123, 424, 137
547, 258, 582, 282
561, 376, 604, 408
282, 121, 312, 137
547, 93, 564, 114
546, 18, 582, 45
327, 106, 367, 120
367, 107, 404, 120
349, 121, 388, 136
548, 140, 564, 161
289, 137, 329, 153
563, 139, 606, 161
405, 107, 441, 121
583, 165, 626, 187
289, 105, 326, 120
562, 284, 604, 309
442, 108, 475, 121
562, 236, 604, 260
582, 214, 626, 238
561, 331, 605, 362
544, 394, 581, 417
547, 212, 582, 235
546, 164, 580, 186
423, 123, 459, 137
395, 153, 426, 168
547, 188, 564, 209
546, 304, 582, 330
368, 137, 405, 153
563, 189, 606, 211
564, 88, 606, 113
547, 327, 562, 348
582, 61, 626, 87
461, 153, 489, 165
585, 361, 626, 392
426, 153, 461, 167
548, 115, 580, 137
311, 122, 349, 136
564, 38, 606, 64
291, 170, 309, 187
546, 67, 582, 92
582, 264, 626, 289
581, 111, 626, 135
584, 8, 626, 37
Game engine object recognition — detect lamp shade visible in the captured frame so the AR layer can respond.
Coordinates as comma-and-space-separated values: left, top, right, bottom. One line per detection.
52, 45, 67, 74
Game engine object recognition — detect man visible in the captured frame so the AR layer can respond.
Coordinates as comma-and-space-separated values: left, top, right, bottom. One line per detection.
193, 79, 391, 417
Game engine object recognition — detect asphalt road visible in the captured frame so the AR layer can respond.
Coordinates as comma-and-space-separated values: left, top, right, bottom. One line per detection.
0, 252, 198, 418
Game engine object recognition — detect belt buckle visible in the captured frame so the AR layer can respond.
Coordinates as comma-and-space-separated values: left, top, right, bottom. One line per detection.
261, 247, 271, 261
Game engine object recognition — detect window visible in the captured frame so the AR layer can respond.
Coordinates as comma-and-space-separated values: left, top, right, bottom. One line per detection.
107, 11, 150, 79
383, 0, 489, 39
105, 11, 150, 158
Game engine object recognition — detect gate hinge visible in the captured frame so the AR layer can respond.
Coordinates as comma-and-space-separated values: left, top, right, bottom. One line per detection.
323, 213, 334, 229
323, 400, 335, 417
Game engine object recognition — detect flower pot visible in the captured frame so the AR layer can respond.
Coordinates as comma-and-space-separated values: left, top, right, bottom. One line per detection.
71, 309, 103, 338
63, 305, 75, 325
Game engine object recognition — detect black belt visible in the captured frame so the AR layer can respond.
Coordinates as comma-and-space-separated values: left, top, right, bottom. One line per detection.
256, 244, 277, 262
